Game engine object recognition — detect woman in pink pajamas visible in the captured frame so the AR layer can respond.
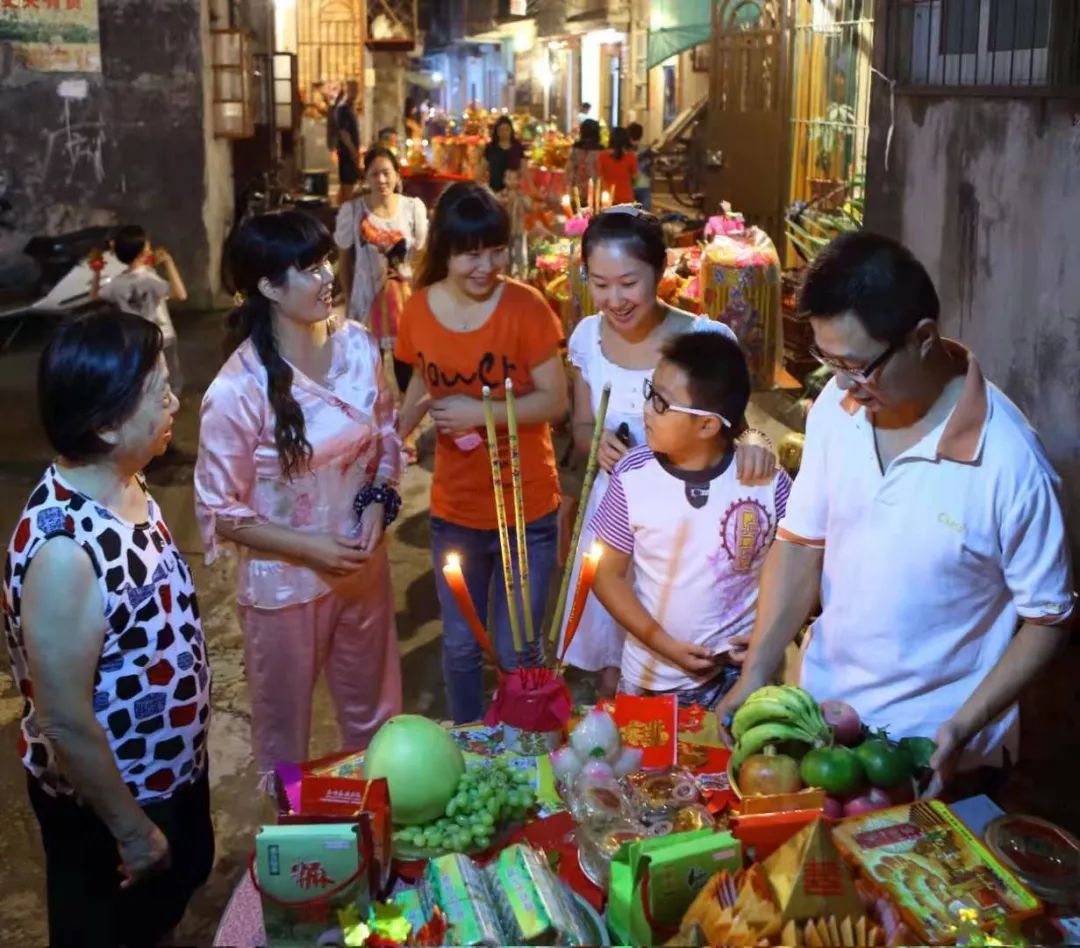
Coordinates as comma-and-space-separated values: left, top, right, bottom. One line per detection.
195, 210, 403, 778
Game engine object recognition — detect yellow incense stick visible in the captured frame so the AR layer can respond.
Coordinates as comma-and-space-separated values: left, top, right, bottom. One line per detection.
504, 379, 534, 644
549, 381, 611, 650
482, 385, 524, 656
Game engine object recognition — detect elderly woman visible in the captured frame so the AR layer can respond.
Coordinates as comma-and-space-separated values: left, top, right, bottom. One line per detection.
2, 309, 213, 946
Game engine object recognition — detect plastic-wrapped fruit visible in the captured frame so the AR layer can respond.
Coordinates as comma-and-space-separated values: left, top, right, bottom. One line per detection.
611, 746, 644, 777
580, 759, 615, 783
570, 708, 621, 761
738, 748, 802, 796
550, 745, 584, 786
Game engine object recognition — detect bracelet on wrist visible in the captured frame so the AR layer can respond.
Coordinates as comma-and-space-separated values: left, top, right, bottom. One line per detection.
353, 483, 402, 530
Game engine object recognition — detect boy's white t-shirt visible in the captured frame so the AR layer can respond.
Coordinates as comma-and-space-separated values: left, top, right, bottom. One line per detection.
99, 268, 176, 344
592, 445, 791, 691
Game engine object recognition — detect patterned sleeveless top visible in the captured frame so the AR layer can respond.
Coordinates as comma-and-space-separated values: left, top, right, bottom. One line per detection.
2, 466, 211, 802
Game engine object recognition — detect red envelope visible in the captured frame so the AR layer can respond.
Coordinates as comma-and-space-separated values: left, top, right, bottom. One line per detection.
612, 694, 679, 769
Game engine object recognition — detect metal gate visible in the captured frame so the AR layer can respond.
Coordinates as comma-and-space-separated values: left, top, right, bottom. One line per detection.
296, 0, 365, 98
788, 0, 873, 212
704, 0, 788, 244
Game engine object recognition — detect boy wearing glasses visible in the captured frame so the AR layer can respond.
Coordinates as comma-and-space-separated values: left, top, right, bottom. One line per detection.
590, 332, 791, 707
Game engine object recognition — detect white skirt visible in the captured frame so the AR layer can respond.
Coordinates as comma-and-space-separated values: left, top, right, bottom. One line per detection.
558, 468, 628, 672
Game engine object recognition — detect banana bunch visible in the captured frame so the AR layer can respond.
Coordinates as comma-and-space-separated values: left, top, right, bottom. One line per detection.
730, 685, 831, 774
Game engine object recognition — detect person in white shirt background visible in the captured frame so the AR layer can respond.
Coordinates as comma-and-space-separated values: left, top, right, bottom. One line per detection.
93, 224, 188, 396
716, 232, 1074, 799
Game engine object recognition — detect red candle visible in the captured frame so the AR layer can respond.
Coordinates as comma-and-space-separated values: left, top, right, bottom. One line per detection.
443, 554, 503, 673
559, 542, 602, 664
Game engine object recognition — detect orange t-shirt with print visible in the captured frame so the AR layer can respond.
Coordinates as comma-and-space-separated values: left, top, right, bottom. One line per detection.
395, 280, 565, 531
597, 150, 639, 205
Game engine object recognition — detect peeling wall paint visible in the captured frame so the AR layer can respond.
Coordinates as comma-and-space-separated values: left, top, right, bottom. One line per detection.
866, 93, 1080, 565
0, 0, 231, 307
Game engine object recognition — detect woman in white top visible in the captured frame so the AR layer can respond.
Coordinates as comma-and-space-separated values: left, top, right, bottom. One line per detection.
335, 145, 428, 402
562, 207, 776, 697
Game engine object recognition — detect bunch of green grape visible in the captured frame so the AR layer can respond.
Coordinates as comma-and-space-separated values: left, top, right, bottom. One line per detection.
392, 758, 536, 853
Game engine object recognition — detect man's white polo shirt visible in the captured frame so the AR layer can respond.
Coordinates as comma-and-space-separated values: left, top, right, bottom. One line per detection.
780, 343, 1073, 768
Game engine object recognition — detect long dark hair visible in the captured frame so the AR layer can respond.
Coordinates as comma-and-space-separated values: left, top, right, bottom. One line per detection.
576, 118, 601, 150
582, 208, 666, 283
609, 126, 629, 161
413, 182, 510, 290
224, 210, 334, 479
490, 115, 517, 148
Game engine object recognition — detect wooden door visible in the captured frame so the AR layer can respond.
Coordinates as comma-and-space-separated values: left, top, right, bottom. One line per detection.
704, 0, 789, 245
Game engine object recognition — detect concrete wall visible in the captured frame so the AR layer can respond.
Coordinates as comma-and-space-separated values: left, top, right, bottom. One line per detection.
864, 92, 1080, 564
0, 0, 232, 307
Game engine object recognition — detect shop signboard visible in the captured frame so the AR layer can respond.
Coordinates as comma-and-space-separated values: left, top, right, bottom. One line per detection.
0, 0, 101, 72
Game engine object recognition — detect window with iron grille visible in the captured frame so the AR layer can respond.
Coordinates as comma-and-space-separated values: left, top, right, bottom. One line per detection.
881, 0, 1080, 94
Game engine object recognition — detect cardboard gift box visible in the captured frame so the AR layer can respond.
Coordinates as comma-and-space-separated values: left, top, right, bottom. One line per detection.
607, 827, 743, 945
274, 763, 393, 900
832, 800, 1042, 945
253, 822, 371, 948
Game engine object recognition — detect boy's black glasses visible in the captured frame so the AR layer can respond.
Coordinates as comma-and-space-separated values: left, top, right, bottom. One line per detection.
643, 378, 732, 428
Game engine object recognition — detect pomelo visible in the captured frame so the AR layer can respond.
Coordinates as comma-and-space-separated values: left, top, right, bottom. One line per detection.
364, 715, 465, 825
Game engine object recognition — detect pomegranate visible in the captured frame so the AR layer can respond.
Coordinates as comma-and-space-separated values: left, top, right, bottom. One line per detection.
738, 747, 802, 796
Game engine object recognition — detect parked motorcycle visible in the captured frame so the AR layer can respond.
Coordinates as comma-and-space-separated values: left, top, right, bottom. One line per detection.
0, 227, 122, 349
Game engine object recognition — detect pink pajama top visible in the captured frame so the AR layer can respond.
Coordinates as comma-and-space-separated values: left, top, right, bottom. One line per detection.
194, 320, 402, 609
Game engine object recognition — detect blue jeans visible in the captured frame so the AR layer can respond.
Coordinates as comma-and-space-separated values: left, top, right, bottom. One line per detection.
431, 511, 558, 723
620, 663, 740, 709
633, 186, 652, 210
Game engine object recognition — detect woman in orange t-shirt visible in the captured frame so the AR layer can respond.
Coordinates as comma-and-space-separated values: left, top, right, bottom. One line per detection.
596, 127, 639, 205
396, 182, 568, 723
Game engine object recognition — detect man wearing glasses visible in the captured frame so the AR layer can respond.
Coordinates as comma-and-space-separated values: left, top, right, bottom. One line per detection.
716, 232, 1074, 798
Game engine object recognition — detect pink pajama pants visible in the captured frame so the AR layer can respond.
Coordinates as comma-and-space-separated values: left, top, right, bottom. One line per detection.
238, 548, 402, 775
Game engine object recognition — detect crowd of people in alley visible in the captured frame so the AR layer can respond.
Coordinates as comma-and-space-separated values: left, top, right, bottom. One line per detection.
1, 92, 1074, 946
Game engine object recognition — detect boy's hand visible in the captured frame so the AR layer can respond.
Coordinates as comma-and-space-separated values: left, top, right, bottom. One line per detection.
661, 639, 714, 676
154, 248, 174, 266
723, 633, 751, 665
734, 442, 776, 484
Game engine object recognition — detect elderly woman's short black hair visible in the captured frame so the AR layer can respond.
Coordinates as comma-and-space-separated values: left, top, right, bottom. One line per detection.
39, 308, 164, 462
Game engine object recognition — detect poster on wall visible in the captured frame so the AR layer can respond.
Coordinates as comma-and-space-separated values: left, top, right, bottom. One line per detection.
0, 0, 102, 73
